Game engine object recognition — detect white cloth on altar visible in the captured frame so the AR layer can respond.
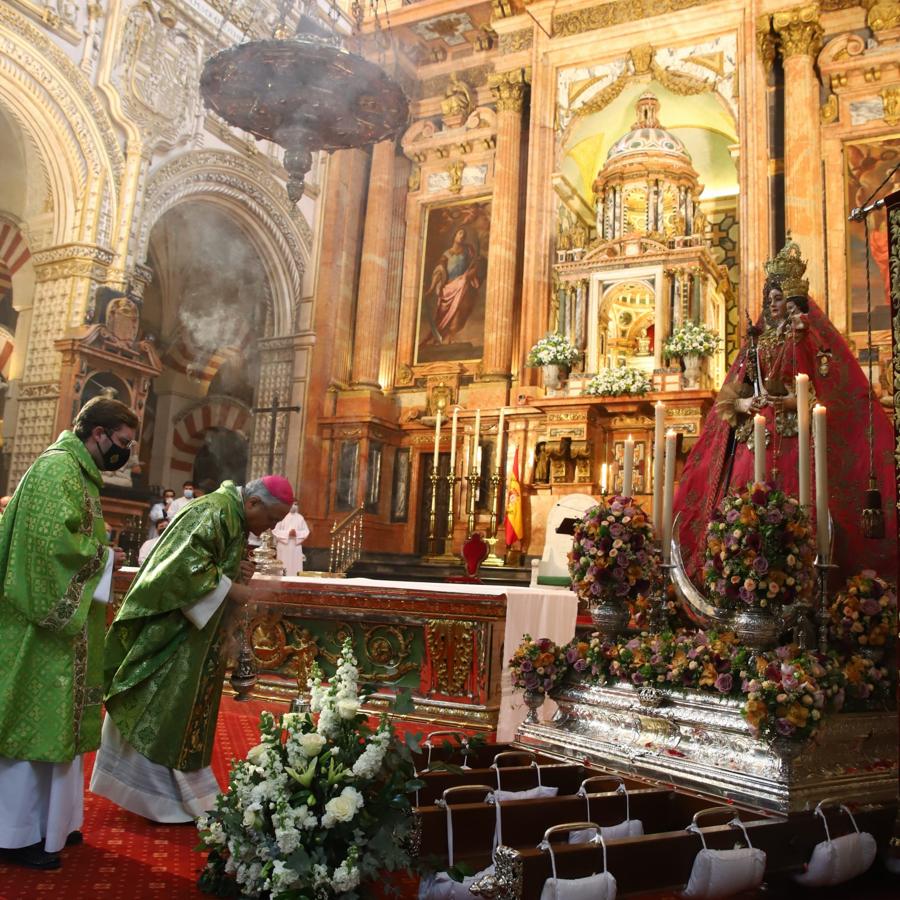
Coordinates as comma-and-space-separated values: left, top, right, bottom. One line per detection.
89, 574, 231, 822
0, 550, 115, 852
274, 577, 578, 742
272, 507, 310, 575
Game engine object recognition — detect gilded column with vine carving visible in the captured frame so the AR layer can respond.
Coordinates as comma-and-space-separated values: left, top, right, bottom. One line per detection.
482, 69, 529, 379
773, 3, 825, 301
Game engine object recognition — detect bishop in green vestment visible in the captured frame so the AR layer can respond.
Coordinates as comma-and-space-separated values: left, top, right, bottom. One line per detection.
0, 397, 138, 868
91, 477, 292, 823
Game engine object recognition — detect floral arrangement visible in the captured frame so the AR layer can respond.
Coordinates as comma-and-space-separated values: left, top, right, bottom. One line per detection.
197, 640, 420, 899
828, 570, 897, 653
568, 497, 656, 603
509, 634, 568, 694
702, 482, 815, 610
584, 366, 651, 397
564, 629, 892, 742
526, 332, 580, 367
662, 321, 720, 360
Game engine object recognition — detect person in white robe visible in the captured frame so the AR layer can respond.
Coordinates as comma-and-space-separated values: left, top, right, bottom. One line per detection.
137, 518, 168, 564
273, 502, 310, 575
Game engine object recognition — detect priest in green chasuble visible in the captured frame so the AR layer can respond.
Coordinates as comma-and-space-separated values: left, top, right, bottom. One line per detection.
0, 397, 139, 869
90, 476, 292, 823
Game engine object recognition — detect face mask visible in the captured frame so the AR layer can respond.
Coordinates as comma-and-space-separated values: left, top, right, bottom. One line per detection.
184, 490, 194, 499
101, 431, 131, 471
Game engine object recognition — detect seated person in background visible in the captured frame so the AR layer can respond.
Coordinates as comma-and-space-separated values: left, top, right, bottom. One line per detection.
137, 519, 168, 565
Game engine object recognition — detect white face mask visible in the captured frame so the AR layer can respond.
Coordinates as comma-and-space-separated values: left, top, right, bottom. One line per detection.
184, 489, 193, 499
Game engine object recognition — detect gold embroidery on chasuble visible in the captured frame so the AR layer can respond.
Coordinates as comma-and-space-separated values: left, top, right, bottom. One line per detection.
178, 626, 229, 771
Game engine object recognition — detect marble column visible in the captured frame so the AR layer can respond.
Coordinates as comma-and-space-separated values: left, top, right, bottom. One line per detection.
351, 139, 397, 389
482, 69, 528, 378
773, 3, 825, 299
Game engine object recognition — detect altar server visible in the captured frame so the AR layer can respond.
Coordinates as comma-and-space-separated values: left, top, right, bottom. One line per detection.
272, 501, 310, 575
91, 476, 292, 822
0, 397, 138, 869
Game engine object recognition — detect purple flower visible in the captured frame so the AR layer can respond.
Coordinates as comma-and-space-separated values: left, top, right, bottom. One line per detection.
520, 659, 533, 672
566, 647, 579, 663
609, 523, 624, 537
774, 645, 792, 660
752, 556, 769, 574
776, 718, 795, 737
524, 673, 540, 689
765, 508, 783, 525
714, 673, 733, 693
574, 658, 587, 672
739, 587, 755, 605
726, 508, 740, 523
860, 599, 881, 617
631, 672, 645, 685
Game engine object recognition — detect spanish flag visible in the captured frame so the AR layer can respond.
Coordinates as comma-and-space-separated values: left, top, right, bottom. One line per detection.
505, 445, 523, 545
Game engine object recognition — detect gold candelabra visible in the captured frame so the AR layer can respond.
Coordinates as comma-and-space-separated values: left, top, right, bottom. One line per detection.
482, 471, 505, 566
465, 468, 480, 538
425, 466, 460, 562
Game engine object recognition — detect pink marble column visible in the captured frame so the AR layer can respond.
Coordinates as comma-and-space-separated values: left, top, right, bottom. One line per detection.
351, 139, 397, 389
773, 4, 825, 299
482, 70, 528, 378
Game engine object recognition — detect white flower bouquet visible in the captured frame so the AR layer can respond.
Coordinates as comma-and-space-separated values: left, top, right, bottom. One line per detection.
662, 321, 719, 360
198, 639, 421, 899
526, 332, 580, 367
584, 367, 651, 397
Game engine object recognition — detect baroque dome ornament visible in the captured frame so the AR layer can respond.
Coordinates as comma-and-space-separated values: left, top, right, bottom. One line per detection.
200, 9, 408, 204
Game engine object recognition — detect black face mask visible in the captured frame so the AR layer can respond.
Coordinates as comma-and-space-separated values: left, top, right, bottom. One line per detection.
100, 430, 131, 471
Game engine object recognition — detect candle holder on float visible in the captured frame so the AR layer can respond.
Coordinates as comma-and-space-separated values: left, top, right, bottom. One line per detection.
482, 471, 505, 567
425, 466, 441, 558
442, 471, 460, 559
814, 558, 837, 655
649, 560, 675, 632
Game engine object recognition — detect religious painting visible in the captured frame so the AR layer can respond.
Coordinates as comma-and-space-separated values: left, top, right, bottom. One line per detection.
845, 137, 900, 335
365, 442, 383, 513
414, 198, 491, 365
613, 438, 646, 495
390, 448, 411, 522
335, 441, 359, 511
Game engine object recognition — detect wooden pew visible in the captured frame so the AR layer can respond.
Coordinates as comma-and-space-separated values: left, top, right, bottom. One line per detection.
469, 803, 896, 899
412, 735, 556, 773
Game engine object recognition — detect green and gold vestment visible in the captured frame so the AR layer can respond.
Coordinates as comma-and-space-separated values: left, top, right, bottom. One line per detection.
104, 481, 246, 771
0, 431, 109, 763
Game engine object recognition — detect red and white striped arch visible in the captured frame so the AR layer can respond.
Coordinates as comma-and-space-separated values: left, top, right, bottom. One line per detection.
163, 320, 253, 385
170, 396, 251, 474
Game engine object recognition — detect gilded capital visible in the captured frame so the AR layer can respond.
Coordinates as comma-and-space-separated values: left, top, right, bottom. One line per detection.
864, 0, 900, 32
772, 4, 823, 59
489, 69, 529, 114
756, 16, 777, 72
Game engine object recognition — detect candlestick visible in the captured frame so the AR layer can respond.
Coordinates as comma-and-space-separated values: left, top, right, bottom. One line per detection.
432, 408, 442, 468
661, 430, 677, 564
653, 401, 665, 536
753, 414, 766, 485
495, 408, 506, 473
813, 404, 829, 563
600, 462, 609, 495
473, 408, 481, 476
622, 434, 635, 498
449, 406, 459, 472
796, 374, 810, 507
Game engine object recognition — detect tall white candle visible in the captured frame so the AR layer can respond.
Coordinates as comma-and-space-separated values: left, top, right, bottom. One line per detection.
600, 462, 608, 495
449, 406, 459, 472
495, 408, 506, 473
753, 414, 766, 485
813, 404, 829, 563
473, 408, 481, 475
622, 434, 635, 498
653, 401, 665, 536
661, 430, 678, 564
796, 374, 810, 507
432, 408, 442, 469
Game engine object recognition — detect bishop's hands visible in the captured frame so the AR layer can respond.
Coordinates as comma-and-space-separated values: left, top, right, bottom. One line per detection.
238, 558, 256, 584
229, 558, 279, 608
112, 546, 127, 570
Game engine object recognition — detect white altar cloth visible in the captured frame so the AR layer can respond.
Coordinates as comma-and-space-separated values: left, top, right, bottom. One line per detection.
270, 576, 578, 742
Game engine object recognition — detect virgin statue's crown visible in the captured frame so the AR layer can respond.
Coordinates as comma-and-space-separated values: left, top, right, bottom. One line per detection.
764, 235, 809, 299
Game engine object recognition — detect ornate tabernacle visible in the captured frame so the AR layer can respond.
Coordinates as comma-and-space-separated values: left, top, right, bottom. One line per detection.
516, 682, 896, 815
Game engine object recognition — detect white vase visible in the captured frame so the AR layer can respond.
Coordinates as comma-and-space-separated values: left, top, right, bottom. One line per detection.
682, 353, 701, 389
543, 363, 564, 390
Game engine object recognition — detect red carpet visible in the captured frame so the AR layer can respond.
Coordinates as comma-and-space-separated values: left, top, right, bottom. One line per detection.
0, 699, 469, 899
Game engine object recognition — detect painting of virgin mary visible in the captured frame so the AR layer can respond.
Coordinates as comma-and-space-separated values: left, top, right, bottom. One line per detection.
416, 199, 491, 364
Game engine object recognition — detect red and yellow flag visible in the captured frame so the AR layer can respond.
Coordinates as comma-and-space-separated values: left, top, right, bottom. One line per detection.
505, 445, 523, 545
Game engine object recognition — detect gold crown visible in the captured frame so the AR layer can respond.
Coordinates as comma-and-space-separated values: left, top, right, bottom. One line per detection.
764, 234, 808, 299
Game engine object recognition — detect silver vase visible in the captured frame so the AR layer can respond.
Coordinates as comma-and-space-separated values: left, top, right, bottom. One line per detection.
522, 689, 544, 724
732, 606, 781, 650
590, 598, 630, 641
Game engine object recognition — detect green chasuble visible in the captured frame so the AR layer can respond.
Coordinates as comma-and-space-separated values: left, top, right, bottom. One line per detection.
104, 481, 246, 771
0, 431, 109, 763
